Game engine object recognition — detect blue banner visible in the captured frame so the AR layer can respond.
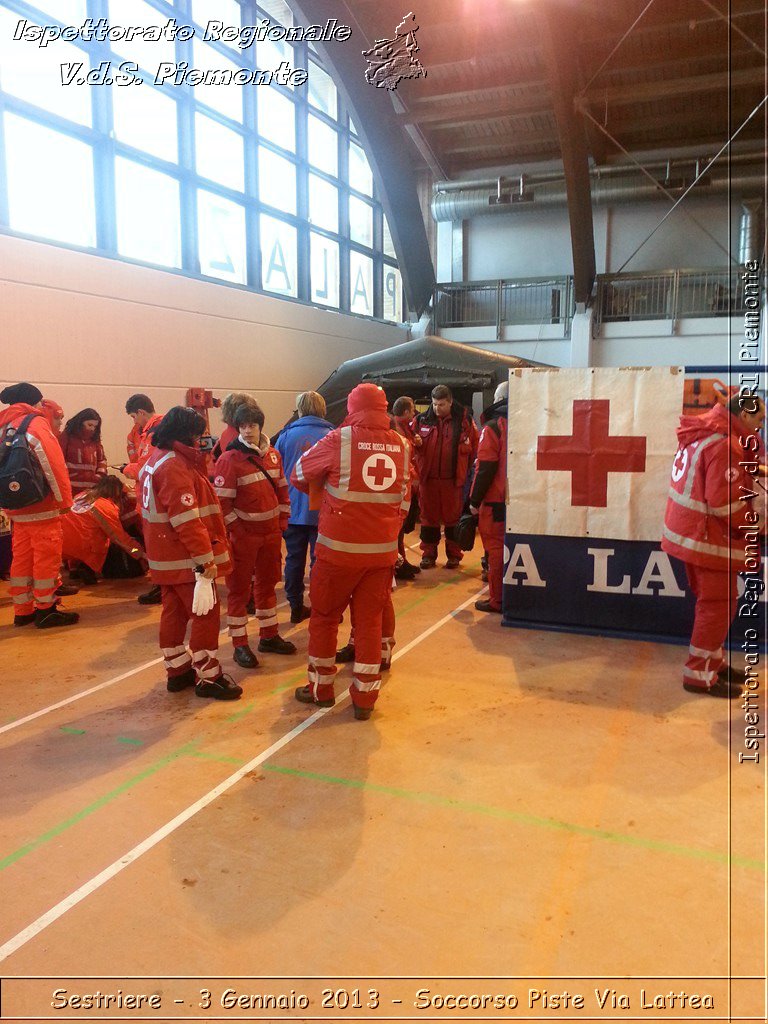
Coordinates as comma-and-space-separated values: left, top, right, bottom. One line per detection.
501, 533, 766, 650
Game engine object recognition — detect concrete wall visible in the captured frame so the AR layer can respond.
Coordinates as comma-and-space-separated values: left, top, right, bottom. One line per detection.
436, 196, 742, 282
0, 234, 408, 463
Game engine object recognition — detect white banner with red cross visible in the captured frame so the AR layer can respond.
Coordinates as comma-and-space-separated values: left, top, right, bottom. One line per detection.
507, 366, 684, 542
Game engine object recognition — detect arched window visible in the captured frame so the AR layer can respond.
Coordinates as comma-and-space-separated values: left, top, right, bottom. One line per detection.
0, 0, 403, 321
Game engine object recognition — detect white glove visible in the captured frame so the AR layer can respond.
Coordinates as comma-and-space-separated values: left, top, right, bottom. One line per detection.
192, 574, 216, 616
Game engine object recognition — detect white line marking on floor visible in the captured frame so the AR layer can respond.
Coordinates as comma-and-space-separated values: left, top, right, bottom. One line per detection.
0, 601, 289, 738
0, 584, 486, 962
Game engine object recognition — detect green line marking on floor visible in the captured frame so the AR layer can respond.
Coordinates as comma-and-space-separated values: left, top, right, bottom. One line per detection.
116, 736, 144, 746
59, 726, 86, 735
0, 742, 199, 873
187, 749, 245, 767
224, 701, 257, 723
260, 764, 765, 873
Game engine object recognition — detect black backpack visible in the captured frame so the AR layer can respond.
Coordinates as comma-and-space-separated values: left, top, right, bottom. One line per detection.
0, 414, 51, 510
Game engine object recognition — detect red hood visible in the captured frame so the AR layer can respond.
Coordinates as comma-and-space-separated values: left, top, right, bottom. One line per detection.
676, 402, 763, 452
0, 402, 41, 429
342, 408, 392, 430
171, 440, 208, 472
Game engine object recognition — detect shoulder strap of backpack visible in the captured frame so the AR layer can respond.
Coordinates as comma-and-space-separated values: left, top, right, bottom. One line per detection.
2, 412, 41, 444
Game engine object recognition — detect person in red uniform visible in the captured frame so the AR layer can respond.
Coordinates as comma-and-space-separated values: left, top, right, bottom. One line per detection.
124, 394, 163, 481
391, 395, 421, 581
214, 401, 295, 669
661, 391, 766, 698
291, 383, 411, 720
1, 382, 79, 628
412, 384, 478, 570
139, 407, 241, 700
212, 392, 254, 462
41, 399, 64, 437
60, 408, 108, 494
125, 394, 164, 605
62, 475, 145, 581
469, 381, 508, 614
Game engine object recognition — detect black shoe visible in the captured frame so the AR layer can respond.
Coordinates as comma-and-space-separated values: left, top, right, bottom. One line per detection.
13, 612, 36, 627
295, 685, 334, 708
395, 561, 420, 581
353, 705, 372, 721
167, 667, 196, 692
336, 643, 355, 663
35, 605, 79, 629
683, 679, 744, 699
718, 665, 747, 684
419, 557, 437, 570
475, 599, 502, 614
380, 660, 391, 672
233, 645, 259, 669
55, 583, 80, 597
72, 565, 99, 585
137, 584, 162, 605
290, 604, 311, 623
258, 635, 297, 655
246, 597, 256, 615
445, 557, 461, 569
195, 673, 243, 700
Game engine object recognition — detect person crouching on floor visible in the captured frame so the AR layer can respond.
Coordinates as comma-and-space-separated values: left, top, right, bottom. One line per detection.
139, 407, 242, 701
214, 400, 296, 669
61, 475, 145, 584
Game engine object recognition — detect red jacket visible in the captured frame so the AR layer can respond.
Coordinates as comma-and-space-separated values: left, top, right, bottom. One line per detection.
59, 432, 107, 492
291, 408, 411, 567
125, 414, 163, 480
139, 442, 231, 584
661, 403, 765, 571
412, 403, 478, 486
61, 493, 138, 572
0, 403, 73, 522
213, 436, 290, 536
126, 423, 141, 464
469, 402, 508, 511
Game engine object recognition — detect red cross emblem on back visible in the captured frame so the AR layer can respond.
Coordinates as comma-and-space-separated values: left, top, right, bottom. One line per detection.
362, 453, 397, 491
536, 399, 647, 507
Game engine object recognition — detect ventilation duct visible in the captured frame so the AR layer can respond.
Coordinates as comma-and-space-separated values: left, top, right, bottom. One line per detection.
739, 199, 763, 265
431, 168, 765, 222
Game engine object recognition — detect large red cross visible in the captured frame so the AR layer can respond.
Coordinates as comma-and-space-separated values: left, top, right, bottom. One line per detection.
536, 399, 646, 507
369, 457, 394, 486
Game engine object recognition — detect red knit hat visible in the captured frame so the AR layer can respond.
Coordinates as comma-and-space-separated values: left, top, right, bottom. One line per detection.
347, 382, 387, 414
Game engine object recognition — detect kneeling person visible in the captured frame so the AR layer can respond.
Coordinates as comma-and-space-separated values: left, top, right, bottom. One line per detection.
214, 401, 295, 669
62, 475, 145, 582
139, 407, 241, 700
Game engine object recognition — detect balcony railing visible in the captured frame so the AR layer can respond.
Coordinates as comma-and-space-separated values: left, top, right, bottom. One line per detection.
433, 277, 574, 339
595, 268, 754, 330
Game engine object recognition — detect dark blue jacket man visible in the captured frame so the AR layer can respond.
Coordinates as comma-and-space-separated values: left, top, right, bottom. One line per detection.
274, 391, 333, 621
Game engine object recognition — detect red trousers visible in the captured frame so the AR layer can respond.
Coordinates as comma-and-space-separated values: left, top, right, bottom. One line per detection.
419, 478, 463, 560
9, 519, 63, 615
683, 564, 738, 688
226, 527, 281, 646
348, 586, 396, 667
159, 582, 221, 682
308, 559, 394, 709
479, 509, 505, 611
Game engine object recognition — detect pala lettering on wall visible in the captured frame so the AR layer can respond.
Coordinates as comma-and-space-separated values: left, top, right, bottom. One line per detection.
501, 366, 764, 646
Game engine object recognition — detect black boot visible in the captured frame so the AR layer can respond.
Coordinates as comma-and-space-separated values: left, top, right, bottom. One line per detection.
233, 645, 259, 668
55, 582, 80, 597
295, 685, 334, 708
137, 584, 162, 605
290, 604, 311, 623
14, 612, 36, 627
195, 674, 243, 700
35, 605, 79, 629
353, 705, 373, 721
335, 643, 355, 663
167, 667, 196, 692
258, 635, 297, 655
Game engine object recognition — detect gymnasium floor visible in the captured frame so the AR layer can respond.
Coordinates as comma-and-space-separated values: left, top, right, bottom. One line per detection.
0, 549, 765, 1024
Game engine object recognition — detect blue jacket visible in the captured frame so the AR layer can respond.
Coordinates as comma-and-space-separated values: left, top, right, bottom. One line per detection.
273, 415, 333, 526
